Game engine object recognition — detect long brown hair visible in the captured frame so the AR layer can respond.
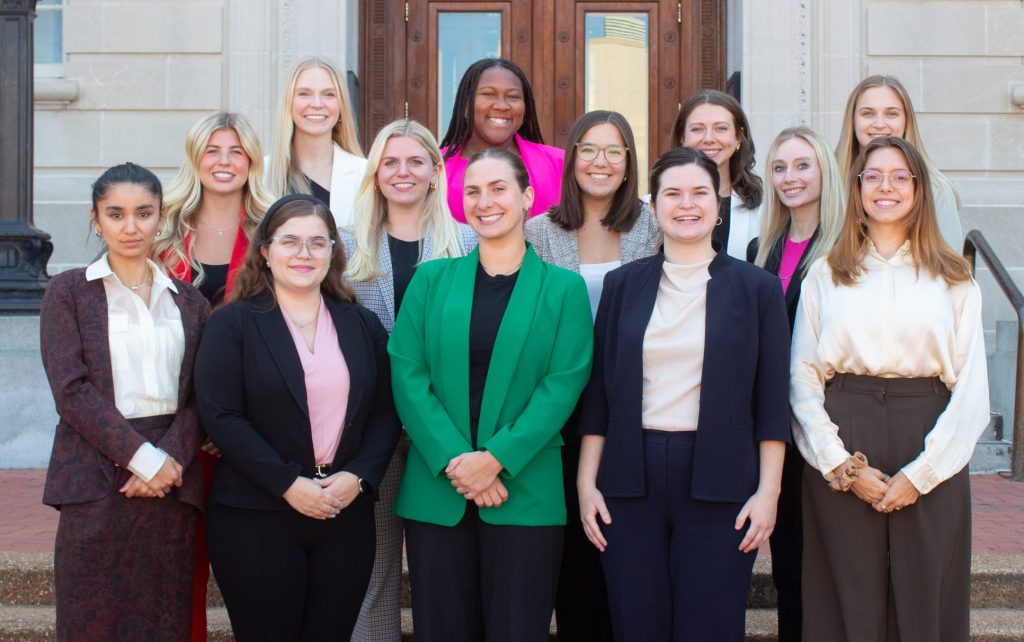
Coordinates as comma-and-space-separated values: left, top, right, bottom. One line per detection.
229, 195, 356, 303
827, 137, 970, 287
548, 110, 641, 233
671, 89, 762, 210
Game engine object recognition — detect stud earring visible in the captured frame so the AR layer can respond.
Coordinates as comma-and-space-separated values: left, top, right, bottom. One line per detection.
429, 182, 437, 192
94, 229, 102, 239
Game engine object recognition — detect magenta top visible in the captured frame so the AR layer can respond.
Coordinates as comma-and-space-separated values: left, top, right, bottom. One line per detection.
442, 133, 565, 223
281, 299, 350, 466
778, 236, 812, 294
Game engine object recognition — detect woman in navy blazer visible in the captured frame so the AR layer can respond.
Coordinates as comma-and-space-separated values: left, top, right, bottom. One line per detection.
577, 147, 791, 641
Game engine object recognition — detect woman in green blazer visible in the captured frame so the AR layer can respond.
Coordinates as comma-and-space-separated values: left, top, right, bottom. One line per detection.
388, 149, 593, 642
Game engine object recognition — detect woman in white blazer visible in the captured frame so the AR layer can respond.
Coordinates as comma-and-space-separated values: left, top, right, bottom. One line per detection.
672, 89, 764, 258
267, 57, 367, 229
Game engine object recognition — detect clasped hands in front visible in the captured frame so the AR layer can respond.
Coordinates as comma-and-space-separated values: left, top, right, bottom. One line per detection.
120, 455, 184, 499
840, 463, 920, 513
446, 451, 508, 508
283, 471, 362, 520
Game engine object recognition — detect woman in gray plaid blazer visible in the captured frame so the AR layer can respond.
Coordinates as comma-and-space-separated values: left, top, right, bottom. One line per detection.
524, 110, 660, 642
340, 119, 476, 642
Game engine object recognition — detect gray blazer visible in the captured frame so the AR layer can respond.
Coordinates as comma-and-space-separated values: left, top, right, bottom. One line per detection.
524, 203, 662, 272
340, 224, 478, 333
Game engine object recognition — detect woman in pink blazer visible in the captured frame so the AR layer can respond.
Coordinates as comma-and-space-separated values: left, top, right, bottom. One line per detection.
439, 57, 563, 222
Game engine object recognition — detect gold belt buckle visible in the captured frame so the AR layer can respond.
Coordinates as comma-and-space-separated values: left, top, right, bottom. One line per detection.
313, 464, 331, 479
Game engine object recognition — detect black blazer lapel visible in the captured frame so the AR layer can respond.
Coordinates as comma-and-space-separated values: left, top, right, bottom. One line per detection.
617, 254, 663, 409
251, 295, 310, 417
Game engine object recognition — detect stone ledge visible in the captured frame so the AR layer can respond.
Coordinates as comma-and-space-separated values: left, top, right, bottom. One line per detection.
32, 79, 79, 110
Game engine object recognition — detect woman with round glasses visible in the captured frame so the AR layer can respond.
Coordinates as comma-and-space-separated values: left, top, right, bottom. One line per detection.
526, 110, 659, 642
836, 75, 962, 248
791, 136, 988, 640
195, 194, 401, 640
439, 57, 564, 223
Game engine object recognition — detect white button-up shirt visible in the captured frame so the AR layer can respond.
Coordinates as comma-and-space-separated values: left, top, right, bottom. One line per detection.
85, 254, 185, 481
790, 242, 990, 494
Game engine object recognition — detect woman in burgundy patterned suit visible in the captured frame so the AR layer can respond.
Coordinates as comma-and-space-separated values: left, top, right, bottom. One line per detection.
40, 163, 210, 640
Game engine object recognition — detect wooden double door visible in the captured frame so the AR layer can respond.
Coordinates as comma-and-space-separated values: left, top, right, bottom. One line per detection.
360, 0, 726, 180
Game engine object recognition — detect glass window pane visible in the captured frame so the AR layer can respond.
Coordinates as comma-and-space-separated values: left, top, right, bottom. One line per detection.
438, 12, 502, 141
34, 6, 63, 65
585, 13, 650, 195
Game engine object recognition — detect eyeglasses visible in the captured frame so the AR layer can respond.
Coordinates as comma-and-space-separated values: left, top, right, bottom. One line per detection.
574, 143, 629, 164
269, 235, 335, 257
858, 170, 915, 187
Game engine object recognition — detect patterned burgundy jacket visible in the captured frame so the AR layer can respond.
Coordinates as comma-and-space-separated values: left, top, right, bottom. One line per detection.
39, 268, 210, 511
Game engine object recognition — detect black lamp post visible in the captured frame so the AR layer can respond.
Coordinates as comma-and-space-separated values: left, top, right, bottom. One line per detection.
0, 0, 53, 314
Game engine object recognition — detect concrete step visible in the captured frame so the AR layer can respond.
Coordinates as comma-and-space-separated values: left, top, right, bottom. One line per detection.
1, 605, 1022, 641
4, 552, 1024, 609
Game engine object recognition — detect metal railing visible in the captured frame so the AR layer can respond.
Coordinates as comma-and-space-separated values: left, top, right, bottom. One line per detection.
963, 229, 1024, 481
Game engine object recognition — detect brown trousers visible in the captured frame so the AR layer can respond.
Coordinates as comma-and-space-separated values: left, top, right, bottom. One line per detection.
802, 374, 971, 642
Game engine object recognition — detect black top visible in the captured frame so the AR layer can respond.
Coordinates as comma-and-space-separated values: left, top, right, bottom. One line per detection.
307, 176, 331, 209
388, 235, 420, 315
712, 194, 732, 251
192, 262, 229, 306
468, 263, 519, 446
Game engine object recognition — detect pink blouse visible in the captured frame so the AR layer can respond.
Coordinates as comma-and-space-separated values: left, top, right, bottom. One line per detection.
282, 299, 350, 465
779, 236, 812, 294
442, 133, 565, 223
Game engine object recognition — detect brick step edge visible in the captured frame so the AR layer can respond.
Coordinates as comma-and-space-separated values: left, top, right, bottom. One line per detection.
5, 552, 1024, 609
1, 606, 1023, 642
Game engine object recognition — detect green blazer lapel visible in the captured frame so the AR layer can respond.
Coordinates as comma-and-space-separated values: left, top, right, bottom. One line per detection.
438, 248, 478, 441
476, 244, 543, 445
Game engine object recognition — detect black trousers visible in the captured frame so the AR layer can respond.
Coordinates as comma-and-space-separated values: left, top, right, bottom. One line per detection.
405, 503, 563, 642
557, 414, 614, 642
768, 445, 804, 642
206, 496, 375, 642
602, 430, 756, 642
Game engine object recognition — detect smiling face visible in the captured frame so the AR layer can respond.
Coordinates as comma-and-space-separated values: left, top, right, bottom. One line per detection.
573, 123, 628, 202
260, 214, 333, 295
198, 128, 250, 197
652, 163, 719, 250
860, 146, 916, 232
376, 135, 440, 212
463, 157, 534, 242
681, 104, 739, 171
92, 182, 163, 261
290, 67, 341, 138
770, 137, 822, 214
468, 66, 526, 149
853, 86, 907, 148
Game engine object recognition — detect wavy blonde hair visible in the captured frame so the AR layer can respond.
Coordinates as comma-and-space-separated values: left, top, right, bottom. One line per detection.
755, 127, 844, 273
267, 57, 363, 199
155, 112, 274, 284
346, 119, 467, 282
836, 75, 959, 207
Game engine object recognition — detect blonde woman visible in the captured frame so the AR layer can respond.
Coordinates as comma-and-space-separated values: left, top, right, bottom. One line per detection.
341, 119, 474, 642
745, 126, 843, 642
267, 57, 366, 228
836, 75, 962, 248
155, 111, 274, 642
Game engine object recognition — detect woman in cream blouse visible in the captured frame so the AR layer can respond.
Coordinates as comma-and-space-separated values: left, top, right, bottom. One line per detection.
791, 136, 989, 641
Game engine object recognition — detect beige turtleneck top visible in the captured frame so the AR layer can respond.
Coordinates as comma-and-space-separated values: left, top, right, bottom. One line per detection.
641, 257, 713, 431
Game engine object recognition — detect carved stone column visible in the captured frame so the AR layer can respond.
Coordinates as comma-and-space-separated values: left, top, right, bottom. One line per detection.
0, 0, 52, 314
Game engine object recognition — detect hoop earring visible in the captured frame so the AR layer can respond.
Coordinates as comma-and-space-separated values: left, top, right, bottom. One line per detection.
716, 217, 724, 226
429, 182, 437, 192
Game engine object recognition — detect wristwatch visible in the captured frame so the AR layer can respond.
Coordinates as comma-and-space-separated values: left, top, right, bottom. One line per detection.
357, 477, 370, 494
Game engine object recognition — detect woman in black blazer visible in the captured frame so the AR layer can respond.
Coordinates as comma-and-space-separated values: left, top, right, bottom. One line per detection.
744, 126, 844, 642
578, 147, 791, 641
195, 194, 401, 641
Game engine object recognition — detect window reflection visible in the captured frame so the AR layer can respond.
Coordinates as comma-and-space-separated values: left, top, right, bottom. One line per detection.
438, 12, 502, 141
585, 13, 650, 194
